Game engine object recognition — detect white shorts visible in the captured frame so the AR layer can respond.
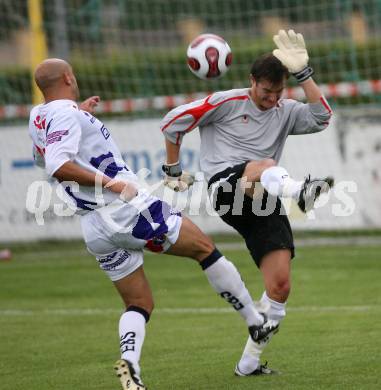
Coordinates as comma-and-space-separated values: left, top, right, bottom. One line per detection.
80, 189, 182, 281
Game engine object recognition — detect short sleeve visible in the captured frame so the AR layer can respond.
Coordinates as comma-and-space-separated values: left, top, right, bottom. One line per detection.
44, 107, 82, 176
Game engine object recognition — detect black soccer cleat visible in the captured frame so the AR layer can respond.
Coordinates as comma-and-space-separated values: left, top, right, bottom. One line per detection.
114, 359, 147, 390
235, 361, 279, 376
248, 315, 280, 343
297, 175, 334, 213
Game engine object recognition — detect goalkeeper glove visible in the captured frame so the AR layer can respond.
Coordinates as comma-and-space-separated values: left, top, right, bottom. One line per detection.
162, 161, 195, 192
273, 29, 314, 83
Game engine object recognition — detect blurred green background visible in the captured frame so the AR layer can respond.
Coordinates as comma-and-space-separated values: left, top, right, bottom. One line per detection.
1, 0, 381, 109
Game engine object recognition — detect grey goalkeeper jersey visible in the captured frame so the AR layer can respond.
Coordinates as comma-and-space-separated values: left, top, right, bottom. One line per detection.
160, 88, 332, 182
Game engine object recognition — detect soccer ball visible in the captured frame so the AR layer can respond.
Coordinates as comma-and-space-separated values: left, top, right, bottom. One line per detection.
187, 34, 232, 80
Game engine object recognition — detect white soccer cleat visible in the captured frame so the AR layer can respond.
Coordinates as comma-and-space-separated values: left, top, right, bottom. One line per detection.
297, 175, 334, 213
114, 359, 147, 390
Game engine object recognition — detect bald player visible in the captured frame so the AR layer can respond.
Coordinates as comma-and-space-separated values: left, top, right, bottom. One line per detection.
160, 30, 334, 376
28, 59, 277, 390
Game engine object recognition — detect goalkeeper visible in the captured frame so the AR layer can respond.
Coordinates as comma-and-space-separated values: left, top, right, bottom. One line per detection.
161, 30, 334, 375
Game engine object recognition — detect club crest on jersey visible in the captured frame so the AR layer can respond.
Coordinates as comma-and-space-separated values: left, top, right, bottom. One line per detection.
34, 115, 46, 130
242, 115, 249, 123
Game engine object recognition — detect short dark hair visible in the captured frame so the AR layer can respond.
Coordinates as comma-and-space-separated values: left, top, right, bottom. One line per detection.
250, 53, 289, 84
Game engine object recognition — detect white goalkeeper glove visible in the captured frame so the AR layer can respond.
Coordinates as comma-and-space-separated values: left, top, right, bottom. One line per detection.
273, 29, 314, 83
162, 161, 195, 192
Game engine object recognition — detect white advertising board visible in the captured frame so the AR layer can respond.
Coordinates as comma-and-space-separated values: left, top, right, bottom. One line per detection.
0, 110, 380, 242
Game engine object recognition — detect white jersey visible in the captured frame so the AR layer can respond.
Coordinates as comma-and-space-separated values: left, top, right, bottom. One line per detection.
28, 99, 182, 281
161, 88, 332, 181
28, 99, 138, 215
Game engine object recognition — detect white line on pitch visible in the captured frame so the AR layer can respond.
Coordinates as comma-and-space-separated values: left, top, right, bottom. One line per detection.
11, 236, 381, 261
0, 305, 380, 317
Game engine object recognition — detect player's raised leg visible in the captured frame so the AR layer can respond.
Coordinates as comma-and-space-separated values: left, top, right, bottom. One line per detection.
241, 159, 334, 212
166, 216, 265, 328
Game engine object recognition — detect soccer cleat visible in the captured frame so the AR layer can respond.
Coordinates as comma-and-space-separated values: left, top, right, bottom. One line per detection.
114, 359, 147, 390
248, 315, 280, 343
235, 361, 278, 376
297, 175, 334, 213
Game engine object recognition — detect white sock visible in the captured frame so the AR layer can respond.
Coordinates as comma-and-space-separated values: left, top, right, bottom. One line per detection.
237, 291, 286, 375
260, 166, 303, 199
237, 336, 262, 374
203, 256, 264, 326
260, 291, 287, 321
119, 310, 147, 376
237, 292, 286, 375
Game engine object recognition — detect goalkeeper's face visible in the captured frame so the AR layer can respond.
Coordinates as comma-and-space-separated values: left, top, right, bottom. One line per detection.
250, 78, 285, 110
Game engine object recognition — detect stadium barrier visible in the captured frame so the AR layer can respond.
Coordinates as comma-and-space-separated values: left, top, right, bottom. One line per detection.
1, 109, 380, 242
1, 80, 381, 120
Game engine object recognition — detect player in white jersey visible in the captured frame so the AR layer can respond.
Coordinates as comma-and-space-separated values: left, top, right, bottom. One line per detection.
160, 30, 334, 375
28, 58, 275, 390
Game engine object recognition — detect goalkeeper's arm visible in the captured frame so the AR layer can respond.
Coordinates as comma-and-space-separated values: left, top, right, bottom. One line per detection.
162, 139, 194, 192
298, 78, 324, 104
165, 138, 181, 166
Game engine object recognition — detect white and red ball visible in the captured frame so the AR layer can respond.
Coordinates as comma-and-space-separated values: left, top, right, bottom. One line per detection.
187, 34, 232, 80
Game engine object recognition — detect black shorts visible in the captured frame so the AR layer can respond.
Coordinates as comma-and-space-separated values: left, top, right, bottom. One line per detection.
208, 162, 295, 267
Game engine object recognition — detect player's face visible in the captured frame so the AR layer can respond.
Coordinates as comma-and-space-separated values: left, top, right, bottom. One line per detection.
250, 78, 285, 110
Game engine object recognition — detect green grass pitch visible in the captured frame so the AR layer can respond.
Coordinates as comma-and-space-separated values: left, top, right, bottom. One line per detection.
1, 241, 380, 389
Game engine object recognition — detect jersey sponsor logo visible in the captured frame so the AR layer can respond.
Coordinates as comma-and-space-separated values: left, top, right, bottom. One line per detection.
46, 130, 69, 145
100, 124, 110, 139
